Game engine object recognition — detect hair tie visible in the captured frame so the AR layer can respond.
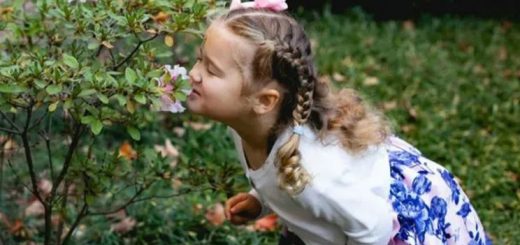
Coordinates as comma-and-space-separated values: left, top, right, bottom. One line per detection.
293, 125, 304, 136
230, 0, 288, 12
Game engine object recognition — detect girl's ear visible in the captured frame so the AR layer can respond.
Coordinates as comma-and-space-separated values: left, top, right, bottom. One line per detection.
252, 87, 281, 115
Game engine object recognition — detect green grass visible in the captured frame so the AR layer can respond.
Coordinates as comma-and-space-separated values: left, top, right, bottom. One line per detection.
297, 8, 519, 244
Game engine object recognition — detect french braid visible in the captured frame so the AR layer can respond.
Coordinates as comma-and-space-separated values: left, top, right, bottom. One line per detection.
219, 8, 390, 196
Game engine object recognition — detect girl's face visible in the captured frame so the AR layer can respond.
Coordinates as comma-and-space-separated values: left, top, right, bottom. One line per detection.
187, 22, 256, 124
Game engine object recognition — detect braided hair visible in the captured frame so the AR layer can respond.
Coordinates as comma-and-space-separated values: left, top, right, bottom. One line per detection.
218, 8, 390, 196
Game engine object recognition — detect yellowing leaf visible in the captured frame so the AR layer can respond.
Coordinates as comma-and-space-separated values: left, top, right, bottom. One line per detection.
118, 141, 137, 160
48, 101, 59, 112
102, 40, 114, 49
164, 35, 174, 47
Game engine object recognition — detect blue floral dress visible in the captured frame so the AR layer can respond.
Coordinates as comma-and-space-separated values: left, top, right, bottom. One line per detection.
387, 137, 491, 245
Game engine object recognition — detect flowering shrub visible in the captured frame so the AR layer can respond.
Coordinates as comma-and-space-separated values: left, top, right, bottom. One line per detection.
0, 0, 229, 244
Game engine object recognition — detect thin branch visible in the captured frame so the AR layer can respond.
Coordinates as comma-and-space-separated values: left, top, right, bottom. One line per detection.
56, 180, 69, 245
28, 110, 48, 131
112, 33, 158, 70
108, 49, 116, 67
0, 111, 20, 132
89, 186, 214, 216
60, 202, 87, 245
0, 127, 20, 134
20, 106, 43, 203
7, 160, 33, 194
51, 122, 84, 199
61, 174, 89, 245
134, 187, 214, 203
42, 132, 55, 182
89, 187, 146, 216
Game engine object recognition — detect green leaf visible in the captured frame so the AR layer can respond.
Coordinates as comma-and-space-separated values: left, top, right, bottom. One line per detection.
175, 91, 187, 101
48, 101, 59, 112
91, 119, 103, 135
134, 93, 147, 104
80, 115, 96, 125
125, 67, 137, 84
113, 94, 127, 106
0, 84, 25, 94
46, 84, 63, 95
87, 40, 100, 50
97, 93, 109, 104
78, 89, 97, 98
34, 80, 46, 89
85, 195, 95, 206
126, 126, 141, 141
63, 53, 79, 70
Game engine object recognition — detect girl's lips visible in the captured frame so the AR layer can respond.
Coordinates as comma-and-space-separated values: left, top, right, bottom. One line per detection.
191, 89, 200, 95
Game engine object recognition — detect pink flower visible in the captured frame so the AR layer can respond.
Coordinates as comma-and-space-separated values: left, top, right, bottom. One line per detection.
205, 203, 226, 226
156, 64, 191, 113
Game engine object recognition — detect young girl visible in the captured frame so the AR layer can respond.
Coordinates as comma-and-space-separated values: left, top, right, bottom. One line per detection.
186, 0, 489, 244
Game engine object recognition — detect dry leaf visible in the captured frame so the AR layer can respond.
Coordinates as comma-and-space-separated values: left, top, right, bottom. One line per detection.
106, 209, 127, 220
0, 212, 10, 227
253, 214, 278, 232
205, 203, 225, 226
118, 141, 137, 161
38, 179, 52, 197
173, 127, 186, 137
2, 137, 17, 155
332, 72, 345, 82
25, 200, 45, 217
341, 56, 354, 67
152, 11, 169, 23
363, 76, 379, 86
382, 101, 397, 111
154, 139, 179, 158
111, 217, 137, 234
400, 124, 416, 133
102, 40, 114, 49
171, 178, 182, 190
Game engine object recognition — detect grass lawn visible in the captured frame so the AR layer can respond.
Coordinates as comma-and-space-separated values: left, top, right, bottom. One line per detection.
296, 8, 519, 244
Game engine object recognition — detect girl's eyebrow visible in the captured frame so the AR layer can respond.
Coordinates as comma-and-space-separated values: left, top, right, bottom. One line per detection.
199, 46, 224, 74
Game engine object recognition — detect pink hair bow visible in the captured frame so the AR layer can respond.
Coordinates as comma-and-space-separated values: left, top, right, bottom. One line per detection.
230, 0, 288, 12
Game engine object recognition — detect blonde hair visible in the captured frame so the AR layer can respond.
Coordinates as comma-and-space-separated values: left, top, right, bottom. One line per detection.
218, 8, 390, 196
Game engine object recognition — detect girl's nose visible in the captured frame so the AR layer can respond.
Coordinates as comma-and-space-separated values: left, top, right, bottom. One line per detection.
189, 68, 202, 84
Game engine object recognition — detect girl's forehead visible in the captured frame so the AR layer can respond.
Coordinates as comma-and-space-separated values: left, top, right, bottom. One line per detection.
204, 22, 257, 71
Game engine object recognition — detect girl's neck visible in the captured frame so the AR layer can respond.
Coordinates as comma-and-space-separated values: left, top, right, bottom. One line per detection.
230, 111, 279, 156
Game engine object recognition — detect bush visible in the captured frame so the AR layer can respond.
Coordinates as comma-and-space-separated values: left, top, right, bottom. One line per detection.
0, 0, 229, 244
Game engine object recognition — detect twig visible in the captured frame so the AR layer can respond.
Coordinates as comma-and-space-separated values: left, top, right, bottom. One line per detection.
43, 133, 55, 184
0, 111, 20, 132
89, 187, 146, 216
0, 127, 20, 134
28, 110, 48, 131
134, 187, 214, 203
51, 122, 84, 199
6, 160, 33, 194
61, 174, 90, 245
112, 33, 158, 70
20, 107, 43, 203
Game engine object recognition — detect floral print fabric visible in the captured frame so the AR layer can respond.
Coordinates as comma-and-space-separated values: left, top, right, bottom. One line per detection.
387, 137, 490, 245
